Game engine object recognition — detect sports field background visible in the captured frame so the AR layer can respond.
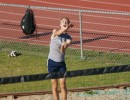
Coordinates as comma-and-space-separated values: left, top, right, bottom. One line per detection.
0, 0, 130, 98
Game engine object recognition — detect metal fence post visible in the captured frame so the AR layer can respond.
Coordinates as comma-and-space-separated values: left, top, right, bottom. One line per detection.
79, 11, 84, 59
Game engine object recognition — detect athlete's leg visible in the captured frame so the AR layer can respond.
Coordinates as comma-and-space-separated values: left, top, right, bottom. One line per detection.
51, 79, 59, 100
59, 78, 67, 100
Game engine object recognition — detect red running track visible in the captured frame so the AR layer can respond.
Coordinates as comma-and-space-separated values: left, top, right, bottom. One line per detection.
1, 0, 130, 12
0, 0, 130, 54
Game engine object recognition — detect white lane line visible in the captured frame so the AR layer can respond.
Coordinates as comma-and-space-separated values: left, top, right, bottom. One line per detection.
0, 20, 130, 36
0, 19, 20, 23
72, 44, 130, 52
83, 45, 130, 52
93, 38, 130, 43
82, 29, 130, 35
81, 0, 130, 7
0, 17, 130, 36
82, 21, 130, 28
0, 27, 21, 31
0, 10, 23, 15
1, 10, 130, 22
1, 16, 130, 28
0, 36, 50, 43
1, 26, 130, 44
37, 19, 130, 28
29, 0, 127, 12
83, 14, 130, 21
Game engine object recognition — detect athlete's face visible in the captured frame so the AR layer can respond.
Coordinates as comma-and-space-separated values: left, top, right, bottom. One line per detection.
60, 18, 70, 28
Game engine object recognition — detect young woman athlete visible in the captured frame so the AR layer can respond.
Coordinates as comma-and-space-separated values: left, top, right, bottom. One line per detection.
47, 17, 73, 100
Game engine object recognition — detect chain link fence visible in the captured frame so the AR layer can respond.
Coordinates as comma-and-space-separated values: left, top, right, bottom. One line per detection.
0, 3, 130, 99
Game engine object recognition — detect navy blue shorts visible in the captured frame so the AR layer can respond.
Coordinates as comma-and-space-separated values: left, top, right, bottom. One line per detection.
47, 59, 66, 73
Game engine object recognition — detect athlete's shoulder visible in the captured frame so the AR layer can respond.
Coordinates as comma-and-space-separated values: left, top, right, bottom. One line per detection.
51, 29, 58, 39
52, 29, 57, 34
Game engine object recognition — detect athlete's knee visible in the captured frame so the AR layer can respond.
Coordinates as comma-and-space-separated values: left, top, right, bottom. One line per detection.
59, 79, 66, 89
51, 79, 58, 89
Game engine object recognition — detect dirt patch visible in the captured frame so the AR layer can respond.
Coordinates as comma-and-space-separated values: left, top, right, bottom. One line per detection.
1, 88, 130, 100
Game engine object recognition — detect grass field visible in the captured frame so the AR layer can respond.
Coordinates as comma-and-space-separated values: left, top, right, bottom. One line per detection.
0, 40, 130, 93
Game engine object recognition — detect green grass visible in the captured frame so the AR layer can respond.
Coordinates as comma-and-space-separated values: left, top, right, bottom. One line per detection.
0, 40, 130, 93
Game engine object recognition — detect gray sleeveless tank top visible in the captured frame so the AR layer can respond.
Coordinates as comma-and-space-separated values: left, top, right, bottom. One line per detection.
48, 33, 72, 62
